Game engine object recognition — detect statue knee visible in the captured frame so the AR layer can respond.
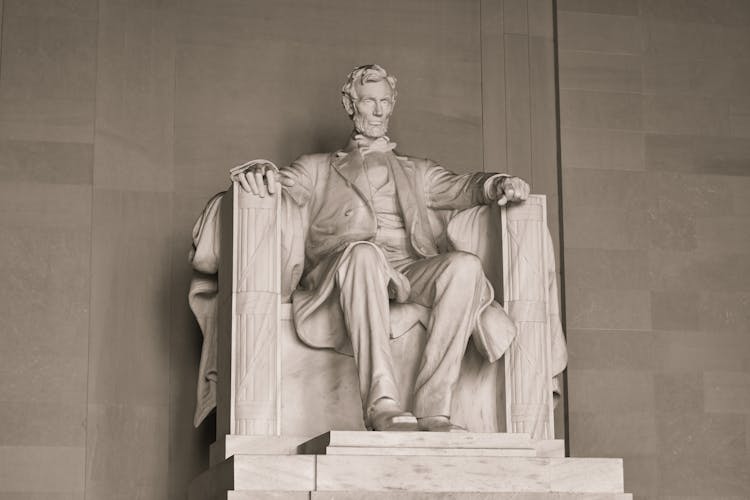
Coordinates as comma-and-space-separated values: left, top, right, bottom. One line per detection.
347, 242, 382, 264
337, 243, 389, 289
444, 251, 483, 276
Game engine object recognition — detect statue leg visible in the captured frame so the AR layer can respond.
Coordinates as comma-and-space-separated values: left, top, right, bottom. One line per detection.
399, 251, 487, 424
336, 243, 416, 430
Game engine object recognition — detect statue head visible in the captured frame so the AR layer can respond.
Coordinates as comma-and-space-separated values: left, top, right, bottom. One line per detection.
341, 64, 398, 139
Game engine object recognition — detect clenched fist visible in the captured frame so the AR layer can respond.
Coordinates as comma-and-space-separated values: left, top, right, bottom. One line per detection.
489, 176, 530, 206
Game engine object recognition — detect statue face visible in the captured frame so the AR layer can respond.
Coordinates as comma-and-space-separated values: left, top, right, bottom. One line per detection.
350, 79, 395, 138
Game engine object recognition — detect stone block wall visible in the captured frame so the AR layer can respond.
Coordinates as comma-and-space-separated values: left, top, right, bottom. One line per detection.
558, 1, 750, 498
0, 1, 559, 498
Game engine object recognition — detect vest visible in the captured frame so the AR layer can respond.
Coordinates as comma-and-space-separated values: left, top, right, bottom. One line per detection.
363, 151, 417, 264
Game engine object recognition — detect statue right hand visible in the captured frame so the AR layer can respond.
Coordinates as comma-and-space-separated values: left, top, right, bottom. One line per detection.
229, 160, 294, 197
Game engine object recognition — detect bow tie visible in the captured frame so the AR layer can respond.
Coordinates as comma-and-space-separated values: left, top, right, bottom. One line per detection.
354, 134, 397, 156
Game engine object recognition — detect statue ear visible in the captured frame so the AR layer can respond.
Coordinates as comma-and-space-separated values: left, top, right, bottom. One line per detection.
342, 94, 355, 117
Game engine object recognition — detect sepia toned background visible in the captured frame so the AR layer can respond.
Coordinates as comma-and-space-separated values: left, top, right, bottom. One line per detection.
558, 1, 750, 498
0, 0, 747, 499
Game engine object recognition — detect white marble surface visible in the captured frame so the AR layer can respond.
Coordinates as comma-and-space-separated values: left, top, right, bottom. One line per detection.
191, 433, 626, 498
210, 433, 565, 463
325, 446, 536, 457
315, 456, 624, 493
310, 494, 633, 500
233, 455, 315, 491
228, 492, 310, 500
189, 454, 316, 498
300, 431, 534, 453
535, 439, 565, 458
191, 453, 626, 497
210, 435, 312, 466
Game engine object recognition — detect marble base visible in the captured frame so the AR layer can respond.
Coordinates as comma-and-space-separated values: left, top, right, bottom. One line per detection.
190, 432, 628, 500
226, 494, 633, 500
300, 430, 564, 458
315, 456, 624, 493
210, 435, 309, 466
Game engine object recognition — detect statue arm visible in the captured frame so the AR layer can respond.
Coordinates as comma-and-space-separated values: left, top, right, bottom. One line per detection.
422, 161, 505, 210
423, 162, 530, 209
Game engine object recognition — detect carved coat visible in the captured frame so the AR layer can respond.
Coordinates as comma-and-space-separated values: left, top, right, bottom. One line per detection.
282, 140, 509, 357
188, 141, 567, 426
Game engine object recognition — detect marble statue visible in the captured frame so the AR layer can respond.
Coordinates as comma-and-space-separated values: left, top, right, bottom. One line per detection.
227, 64, 535, 432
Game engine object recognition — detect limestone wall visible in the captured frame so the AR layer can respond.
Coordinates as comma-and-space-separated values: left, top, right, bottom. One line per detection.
0, 1, 559, 498
558, 1, 750, 497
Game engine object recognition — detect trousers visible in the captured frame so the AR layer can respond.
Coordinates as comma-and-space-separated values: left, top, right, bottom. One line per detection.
335, 242, 487, 423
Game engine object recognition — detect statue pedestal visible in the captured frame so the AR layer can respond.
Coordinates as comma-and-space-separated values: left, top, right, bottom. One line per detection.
189, 431, 631, 500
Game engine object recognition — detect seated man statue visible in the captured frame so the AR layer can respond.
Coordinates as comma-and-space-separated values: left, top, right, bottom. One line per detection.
229, 64, 535, 432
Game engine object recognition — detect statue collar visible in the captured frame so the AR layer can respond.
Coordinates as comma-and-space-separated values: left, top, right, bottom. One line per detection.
335, 133, 407, 162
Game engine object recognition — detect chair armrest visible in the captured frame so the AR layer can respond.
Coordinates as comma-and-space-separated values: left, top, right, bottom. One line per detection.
501, 194, 555, 440
216, 182, 282, 438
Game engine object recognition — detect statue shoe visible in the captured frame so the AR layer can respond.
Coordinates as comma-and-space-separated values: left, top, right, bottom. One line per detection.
417, 416, 467, 432
368, 398, 418, 431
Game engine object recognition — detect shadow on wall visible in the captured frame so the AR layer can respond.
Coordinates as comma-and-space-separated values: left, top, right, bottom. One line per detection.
170, 232, 217, 498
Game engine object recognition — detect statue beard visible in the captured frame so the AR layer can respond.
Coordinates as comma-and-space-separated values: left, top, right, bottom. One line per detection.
352, 113, 390, 139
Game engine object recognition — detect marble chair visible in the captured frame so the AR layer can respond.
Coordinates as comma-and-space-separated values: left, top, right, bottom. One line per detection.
189, 180, 566, 459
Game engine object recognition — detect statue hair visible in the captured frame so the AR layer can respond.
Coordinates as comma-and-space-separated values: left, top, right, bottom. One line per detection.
341, 64, 397, 117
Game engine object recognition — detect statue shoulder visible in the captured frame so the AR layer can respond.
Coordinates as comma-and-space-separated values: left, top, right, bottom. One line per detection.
396, 154, 439, 171
290, 152, 334, 167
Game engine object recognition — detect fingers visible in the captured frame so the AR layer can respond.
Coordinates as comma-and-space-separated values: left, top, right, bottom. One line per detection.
237, 173, 252, 193
245, 171, 260, 195
496, 195, 508, 206
254, 169, 268, 197
265, 168, 278, 194
231, 160, 283, 197
236, 165, 285, 197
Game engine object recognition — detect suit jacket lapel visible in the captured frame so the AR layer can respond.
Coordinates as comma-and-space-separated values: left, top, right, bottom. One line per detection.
389, 155, 438, 257
331, 141, 373, 208
389, 155, 417, 222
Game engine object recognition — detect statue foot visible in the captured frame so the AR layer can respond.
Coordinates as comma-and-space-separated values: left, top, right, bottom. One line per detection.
368, 399, 418, 431
417, 416, 467, 432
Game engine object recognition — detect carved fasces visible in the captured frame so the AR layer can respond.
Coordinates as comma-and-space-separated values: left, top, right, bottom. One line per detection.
219, 183, 281, 436
502, 195, 554, 439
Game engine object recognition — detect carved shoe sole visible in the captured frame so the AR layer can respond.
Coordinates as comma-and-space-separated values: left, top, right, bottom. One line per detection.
370, 410, 419, 432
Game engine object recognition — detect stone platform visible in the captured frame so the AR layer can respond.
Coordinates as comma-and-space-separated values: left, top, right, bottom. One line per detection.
189, 432, 631, 500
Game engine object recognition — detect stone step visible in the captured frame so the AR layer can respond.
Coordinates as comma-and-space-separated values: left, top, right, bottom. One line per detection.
314, 455, 625, 493
210, 433, 565, 467
189, 456, 315, 500
324, 446, 537, 457
226, 493, 308, 500
211, 435, 310, 465
311, 494, 632, 500
300, 431, 536, 454
303, 431, 564, 459
223, 492, 633, 500
192, 454, 624, 497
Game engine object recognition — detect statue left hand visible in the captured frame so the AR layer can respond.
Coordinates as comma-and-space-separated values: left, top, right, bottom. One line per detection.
492, 176, 530, 206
